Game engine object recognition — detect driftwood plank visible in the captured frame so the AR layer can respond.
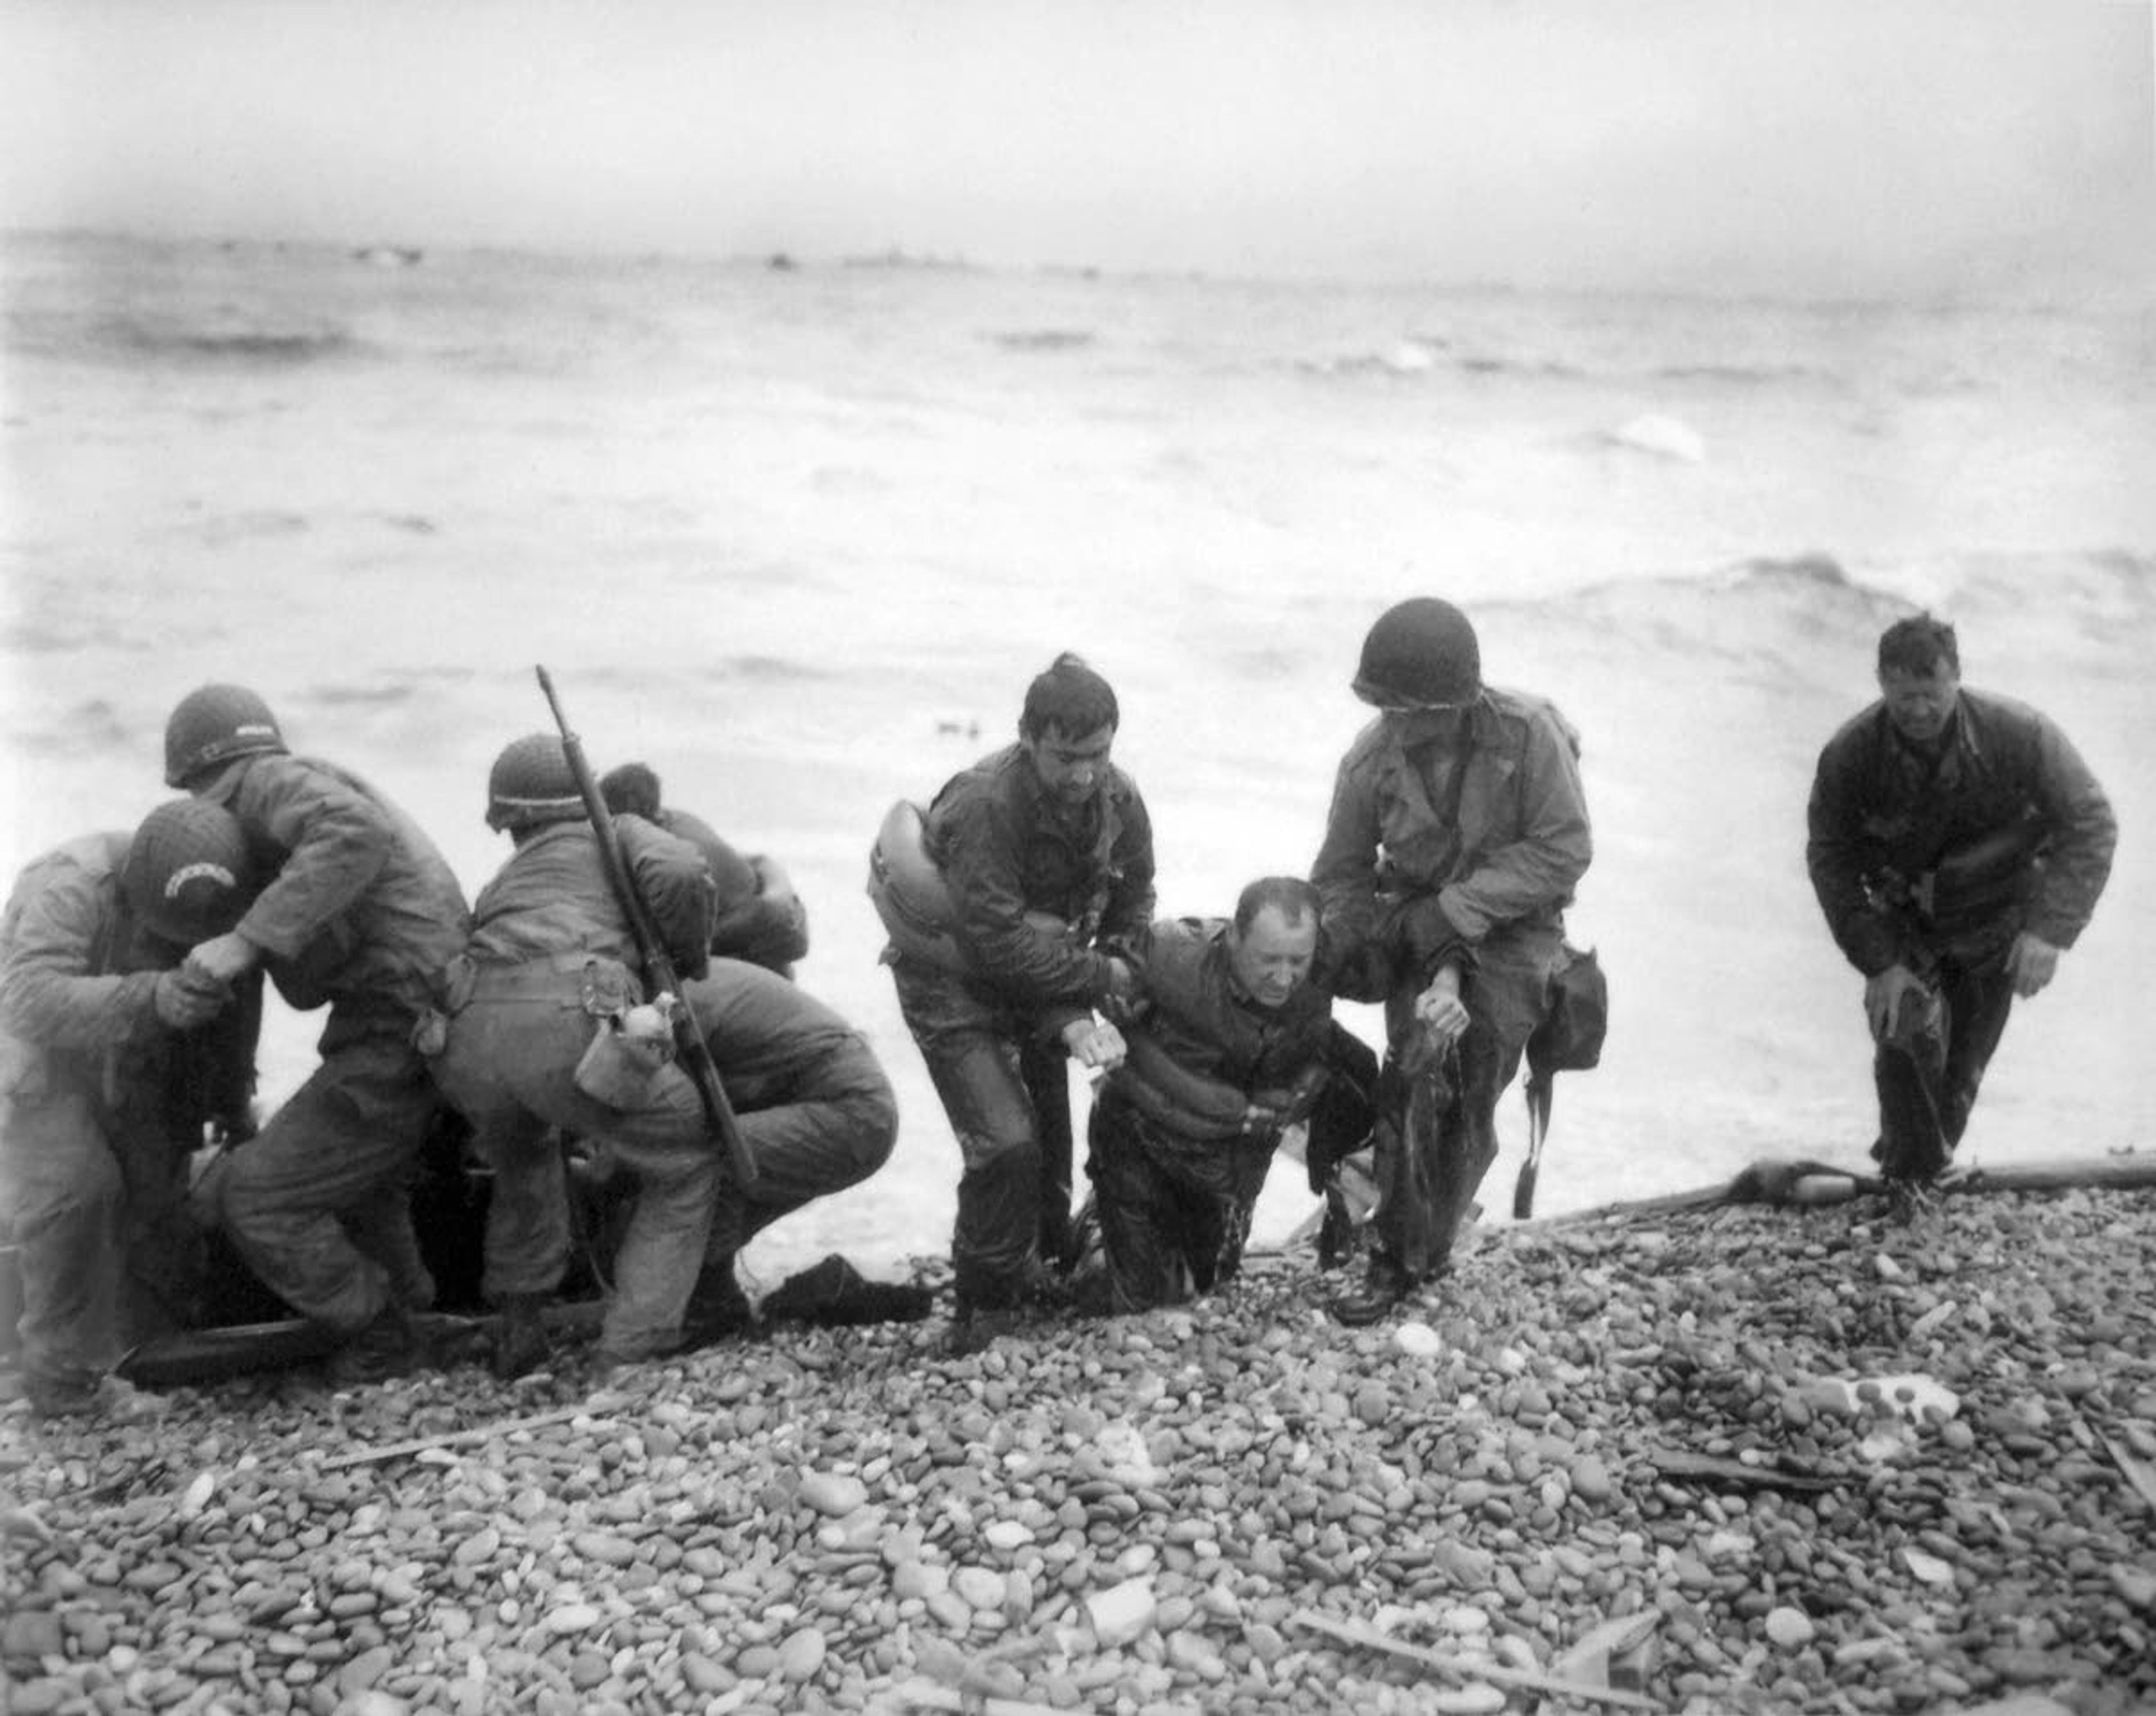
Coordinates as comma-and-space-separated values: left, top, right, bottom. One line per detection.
1290, 1610, 1660, 1709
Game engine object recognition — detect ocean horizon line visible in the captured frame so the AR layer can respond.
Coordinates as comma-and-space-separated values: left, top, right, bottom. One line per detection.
7, 222, 2150, 321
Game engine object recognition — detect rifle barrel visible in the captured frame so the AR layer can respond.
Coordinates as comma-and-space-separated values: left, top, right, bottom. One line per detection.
534, 665, 759, 1189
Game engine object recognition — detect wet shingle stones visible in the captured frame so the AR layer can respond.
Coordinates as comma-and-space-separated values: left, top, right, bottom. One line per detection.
3, 1185, 2152, 1714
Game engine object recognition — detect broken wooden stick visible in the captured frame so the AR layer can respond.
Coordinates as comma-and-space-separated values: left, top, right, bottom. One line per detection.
1290, 1610, 1661, 1710
319, 1406, 589, 1470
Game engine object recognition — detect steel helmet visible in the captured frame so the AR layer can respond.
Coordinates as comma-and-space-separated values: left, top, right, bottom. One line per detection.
123, 798, 258, 947
164, 684, 287, 787
1353, 598, 1482, 708
486, 734, 584, 832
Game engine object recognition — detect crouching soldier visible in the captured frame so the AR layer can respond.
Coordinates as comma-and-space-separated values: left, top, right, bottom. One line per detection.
163, 684, 471, 1385
0, 800, 262, 1420
1086, 878, 1373, 1314
433, 737, 896, 1378
1313, 600, 1592, 1325
666, 960, 898, 1345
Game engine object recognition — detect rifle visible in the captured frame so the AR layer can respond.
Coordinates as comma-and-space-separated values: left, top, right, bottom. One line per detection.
535, 666, 758, 1190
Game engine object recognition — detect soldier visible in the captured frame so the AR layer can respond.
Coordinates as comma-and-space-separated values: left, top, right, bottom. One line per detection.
163, 684, 471, 1384
1313, 600, 1592, 1324
875, 652, 1154, 1352
1807, 615, 2116, 1221
1085, 878, 1374, 1313
1, 800, 261, 1420
432, 736, 896, 1377
598, 761, 810, 976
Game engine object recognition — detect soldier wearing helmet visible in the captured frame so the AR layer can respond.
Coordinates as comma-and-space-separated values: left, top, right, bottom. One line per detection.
160, 683, 471, 1386
1312, 599, 1593, 1324
0, 800, 263, 1420
430, 734, 896, 1378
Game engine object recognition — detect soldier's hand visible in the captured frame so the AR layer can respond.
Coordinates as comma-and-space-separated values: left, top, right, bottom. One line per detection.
154, 968, 229, 1029
1062, 1016, 1127, 1072
1412, 975, 1470, 1048
186, 931, 260, 987
1102, 956, 1138, 1007
2005, 932, 2062, 998
1864, 964, 1926, 1039
209, 1106, 258, 1147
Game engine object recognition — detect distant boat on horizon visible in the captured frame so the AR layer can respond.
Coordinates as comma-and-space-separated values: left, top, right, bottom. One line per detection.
352, 245, 424, 268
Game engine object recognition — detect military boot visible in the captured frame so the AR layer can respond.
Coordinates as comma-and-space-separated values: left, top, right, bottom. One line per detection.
326, 1302, 417, 1388
1330, 1253, 1413, 1327
491, 1293, 552, 1380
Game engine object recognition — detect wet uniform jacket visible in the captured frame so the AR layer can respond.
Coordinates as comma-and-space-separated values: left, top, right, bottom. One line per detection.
654, 807, 809, 974
465, 815, 714, 980
1103, 916, 1335, 1145
0, 833, 258, 1129
193, 752, 470, 1034
1807, 687, 2116, 976
1313, 688, 1592, 1000
922, 743, 1155, 1023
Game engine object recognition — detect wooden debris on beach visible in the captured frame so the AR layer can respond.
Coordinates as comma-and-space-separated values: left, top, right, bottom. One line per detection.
1644, 1446, 1843, 1494
1550, 1611, 1665, 1702
2096, 1430, 2156, 1515
318, 1405, 590, 1470
1290, 1609, 1660, 1709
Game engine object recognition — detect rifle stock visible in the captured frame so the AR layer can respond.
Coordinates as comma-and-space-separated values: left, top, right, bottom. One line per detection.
534, 666, 759, 1190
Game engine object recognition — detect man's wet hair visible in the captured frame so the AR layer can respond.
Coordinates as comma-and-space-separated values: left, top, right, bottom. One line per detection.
1234, 875, 1321, 935
599, 761, 663, 819
1878, 614, 1959, 678
1020, 652, 1119, 741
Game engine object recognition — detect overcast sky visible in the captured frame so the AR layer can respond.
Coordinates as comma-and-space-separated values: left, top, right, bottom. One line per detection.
2, 0, 2150, 296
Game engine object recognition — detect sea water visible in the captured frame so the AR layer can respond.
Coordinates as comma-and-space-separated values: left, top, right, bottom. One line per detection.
3, 232, 2150, 1280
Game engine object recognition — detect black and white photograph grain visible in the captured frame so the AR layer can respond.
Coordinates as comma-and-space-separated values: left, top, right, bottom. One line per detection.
2, 3, 2152, 1713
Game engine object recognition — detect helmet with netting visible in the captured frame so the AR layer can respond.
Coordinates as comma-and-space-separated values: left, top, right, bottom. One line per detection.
164, 684, 287, 787
486, 734, 584, 832
123, 798, 258, 946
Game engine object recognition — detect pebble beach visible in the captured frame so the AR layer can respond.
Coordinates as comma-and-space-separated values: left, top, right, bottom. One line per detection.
3, 1181, 2153, 1716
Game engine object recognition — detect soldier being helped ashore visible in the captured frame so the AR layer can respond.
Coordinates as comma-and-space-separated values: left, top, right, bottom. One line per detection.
1083, 877, 1374, 1315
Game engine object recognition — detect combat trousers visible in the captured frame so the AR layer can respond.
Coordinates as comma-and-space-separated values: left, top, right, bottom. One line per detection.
1371, 920, 1562, 1280
430, 956, 719, 1357
210, 1020, 439, 1336
704, 1032, 898, 1262
891, 959, 1072, 1312
1872, 947, 2016, 1182
1088, 1098, 1273, 1314
1, 1093, 128, 1392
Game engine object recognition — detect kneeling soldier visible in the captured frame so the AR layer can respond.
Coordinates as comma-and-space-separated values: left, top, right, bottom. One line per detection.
1088, 878, 1371, 1313
1, 801, 262, 1420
